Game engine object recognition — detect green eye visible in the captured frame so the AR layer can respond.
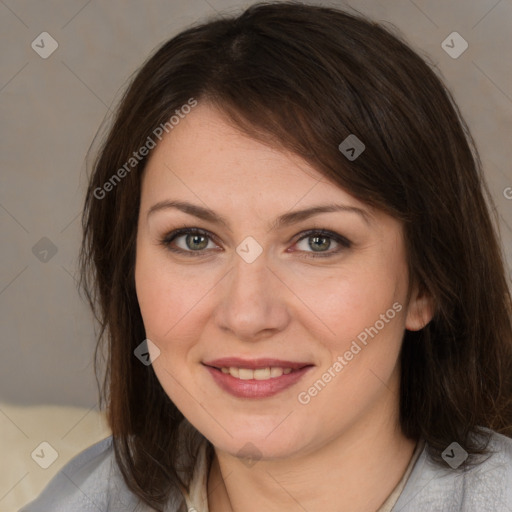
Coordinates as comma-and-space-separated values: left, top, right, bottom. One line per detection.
293, 229, 351, 258
161, 228, 215, 256
160, 228, 351, 259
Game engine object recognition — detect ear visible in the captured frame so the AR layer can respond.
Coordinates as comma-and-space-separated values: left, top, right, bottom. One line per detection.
405, 283, 435, 331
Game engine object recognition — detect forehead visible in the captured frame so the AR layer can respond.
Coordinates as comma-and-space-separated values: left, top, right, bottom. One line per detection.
141, 102, 366, 213
146, 103, 321, 180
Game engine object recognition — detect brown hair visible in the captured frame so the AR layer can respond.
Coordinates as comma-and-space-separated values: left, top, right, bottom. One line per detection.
79, 2, 512, 510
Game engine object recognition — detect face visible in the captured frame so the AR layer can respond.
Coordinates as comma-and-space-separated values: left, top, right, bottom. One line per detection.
135, 102, 430, 460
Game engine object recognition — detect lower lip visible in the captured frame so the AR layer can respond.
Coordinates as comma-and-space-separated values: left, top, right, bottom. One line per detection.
204, 365, 313, 398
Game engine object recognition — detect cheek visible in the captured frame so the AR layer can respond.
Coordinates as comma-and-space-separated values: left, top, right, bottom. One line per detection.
135, 265, 170, 337
134, 245, 218, 348
290, 259, 406, 349
293, 270, 406, 423
134, 251, 199, 401
135, 246, 185, 340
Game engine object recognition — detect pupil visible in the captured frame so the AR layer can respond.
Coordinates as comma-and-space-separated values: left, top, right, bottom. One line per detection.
188, 234, 207, 250
311, 236, 329, 251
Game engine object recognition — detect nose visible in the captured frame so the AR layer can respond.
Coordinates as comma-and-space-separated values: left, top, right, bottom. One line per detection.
213, 251, 291, 342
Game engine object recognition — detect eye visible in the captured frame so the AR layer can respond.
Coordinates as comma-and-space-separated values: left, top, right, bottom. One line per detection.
292, 229, 351, 258
160, 228, 218, 256
159, 227, 351, 258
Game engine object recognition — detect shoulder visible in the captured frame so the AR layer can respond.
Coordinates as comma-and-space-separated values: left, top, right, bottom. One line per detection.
18, 436, 157, 512
394, 429, 512, 512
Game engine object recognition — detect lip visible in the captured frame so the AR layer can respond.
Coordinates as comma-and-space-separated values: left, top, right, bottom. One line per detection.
203, 357, 311, 370
202, 358, 314, 399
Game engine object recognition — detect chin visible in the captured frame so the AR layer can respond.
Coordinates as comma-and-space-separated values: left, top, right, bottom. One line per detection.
202, 420, 309, 460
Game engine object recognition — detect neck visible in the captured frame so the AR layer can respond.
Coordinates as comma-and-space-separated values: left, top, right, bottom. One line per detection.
207, 375, 418, 512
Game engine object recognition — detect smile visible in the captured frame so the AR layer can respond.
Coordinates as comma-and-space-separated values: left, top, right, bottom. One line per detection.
219, 366, 293, 379
202, 358, 314, 398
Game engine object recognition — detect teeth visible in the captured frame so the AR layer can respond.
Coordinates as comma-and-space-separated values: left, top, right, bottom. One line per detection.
220, 367, 294, 380
271, 367, 283, 378
238, 368, 254, 380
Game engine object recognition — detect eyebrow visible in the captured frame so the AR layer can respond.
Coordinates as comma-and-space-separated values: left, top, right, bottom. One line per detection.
146, 200, 371, 231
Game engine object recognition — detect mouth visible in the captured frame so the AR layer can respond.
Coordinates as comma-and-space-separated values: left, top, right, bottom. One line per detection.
202, 357, 314, 398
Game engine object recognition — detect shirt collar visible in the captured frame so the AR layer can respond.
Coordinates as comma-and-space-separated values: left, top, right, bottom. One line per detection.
180, 437, 425, 512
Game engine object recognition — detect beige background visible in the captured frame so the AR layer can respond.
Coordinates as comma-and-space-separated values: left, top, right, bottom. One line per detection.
1, 0, 511, 509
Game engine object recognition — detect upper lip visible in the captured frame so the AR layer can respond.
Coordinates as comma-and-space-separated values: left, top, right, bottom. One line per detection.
203, 357, 313, 370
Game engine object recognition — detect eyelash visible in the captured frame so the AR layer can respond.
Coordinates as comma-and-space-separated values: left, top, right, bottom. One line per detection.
159, 227, 352, 259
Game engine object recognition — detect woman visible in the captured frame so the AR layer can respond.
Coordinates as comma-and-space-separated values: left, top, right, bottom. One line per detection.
20, 2, 512, 511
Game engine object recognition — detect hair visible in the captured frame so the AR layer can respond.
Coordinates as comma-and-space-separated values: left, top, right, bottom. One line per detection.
78, 1, 512, 510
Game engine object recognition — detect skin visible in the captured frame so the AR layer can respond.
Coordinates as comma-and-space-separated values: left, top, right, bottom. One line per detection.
135, 102, 434, 512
